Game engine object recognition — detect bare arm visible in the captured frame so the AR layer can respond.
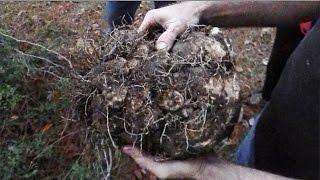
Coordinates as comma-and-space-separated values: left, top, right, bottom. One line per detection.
202, 159, 294, 180
200, 1, 320, 27
139, 1, 320, 51
122, 146, 294, 180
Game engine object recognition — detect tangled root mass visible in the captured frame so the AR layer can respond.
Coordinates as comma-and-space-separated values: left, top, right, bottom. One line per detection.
82, 27, 240, 159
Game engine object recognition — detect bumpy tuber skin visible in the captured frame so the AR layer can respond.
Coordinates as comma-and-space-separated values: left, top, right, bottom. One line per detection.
158, 90, 184, 111
86, 26, 240, 159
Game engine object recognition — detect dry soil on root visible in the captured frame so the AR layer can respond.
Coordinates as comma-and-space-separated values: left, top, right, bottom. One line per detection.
78, 27, 241, 160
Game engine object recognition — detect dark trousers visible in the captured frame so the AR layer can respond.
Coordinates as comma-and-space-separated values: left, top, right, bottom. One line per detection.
262, 26, 304, 100
254, 19, 319, 180
104, 1, 174, 31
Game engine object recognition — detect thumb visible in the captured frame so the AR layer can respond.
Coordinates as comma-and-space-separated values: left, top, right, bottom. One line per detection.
156, 21, 187, 51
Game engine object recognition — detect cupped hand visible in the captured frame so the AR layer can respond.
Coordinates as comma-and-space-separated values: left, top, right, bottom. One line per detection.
122, 146, 203, 179
138, 2, 203, 51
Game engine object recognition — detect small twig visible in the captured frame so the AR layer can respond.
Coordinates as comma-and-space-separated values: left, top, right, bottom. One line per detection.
85, 89, 97, 116
160, 122, 169, 144
200, 107, 207, 134
38, 69, 63, 79
14, 49, 65, 69
117, 116, 145, 136
184, 124, 190, 151
33, 130, 79, 160
100, 109, 118, 149
0, 31, 73, 68
142, 107, 154, 132
59, 121, 69, 137
183, 73, 191, 97
102, 139, 113, 180
95, 144, 108, 178
104, 148, 113, 179
139, 134, 143, 152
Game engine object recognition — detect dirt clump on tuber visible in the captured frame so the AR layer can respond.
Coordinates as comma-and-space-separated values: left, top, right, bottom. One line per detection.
81, 27, 241, 159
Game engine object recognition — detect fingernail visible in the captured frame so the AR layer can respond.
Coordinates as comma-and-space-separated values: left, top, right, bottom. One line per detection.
157, 42, 168, 50
138, 27, 142, 33
138, 27, 145, 35
122, 146, 132, 154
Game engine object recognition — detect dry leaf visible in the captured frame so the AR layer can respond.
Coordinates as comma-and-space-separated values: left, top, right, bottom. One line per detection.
41, 123, 53, 133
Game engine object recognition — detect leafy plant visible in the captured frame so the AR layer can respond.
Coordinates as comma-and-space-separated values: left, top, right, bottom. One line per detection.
0, 84, 20, 111
0, 34, 14, 56
0, 137, 49, 180
69, 161, 94, 180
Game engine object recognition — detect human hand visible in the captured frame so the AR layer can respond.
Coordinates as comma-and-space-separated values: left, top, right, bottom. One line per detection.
122, 146, 204, 179
122, 145, 294, 180
138, 2, 208, 51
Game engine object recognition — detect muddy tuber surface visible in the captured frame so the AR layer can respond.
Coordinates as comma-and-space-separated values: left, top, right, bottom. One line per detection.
80, 27, 241, 160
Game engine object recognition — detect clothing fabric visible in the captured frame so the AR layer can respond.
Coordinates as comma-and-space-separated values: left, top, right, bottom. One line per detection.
104, 1, 141, 32
104, 1, 174, 32
254, 19, 319, 180
263, 21, 316, 101
262, 26, 304, 100
235, 103, 268, 167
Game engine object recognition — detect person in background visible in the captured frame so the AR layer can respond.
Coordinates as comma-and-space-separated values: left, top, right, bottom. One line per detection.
122, 1, 320, 180
104, 1, 174, 32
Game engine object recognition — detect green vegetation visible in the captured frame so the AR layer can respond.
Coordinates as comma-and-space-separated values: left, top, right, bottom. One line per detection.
0, 24, 81, 179
0, 84, 20, 111
0, 3, 111, 178
0, 137, 48, 179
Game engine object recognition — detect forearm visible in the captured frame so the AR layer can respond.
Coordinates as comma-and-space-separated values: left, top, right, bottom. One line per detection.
197, 1, 320, 27
123, 146, 295, 179
200, 160, 294, 180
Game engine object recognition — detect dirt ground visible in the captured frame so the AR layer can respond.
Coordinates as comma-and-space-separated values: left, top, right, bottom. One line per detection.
0, 2, 275, 179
